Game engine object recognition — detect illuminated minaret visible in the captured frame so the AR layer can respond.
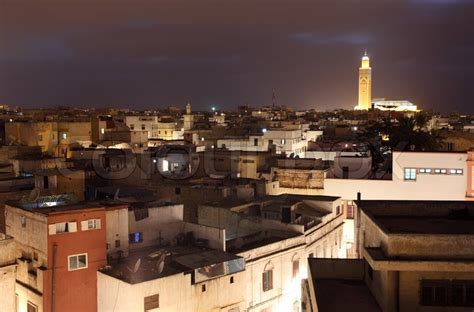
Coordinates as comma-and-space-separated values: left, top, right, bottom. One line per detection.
184, 101, 194, 130
357, 52, 372, 110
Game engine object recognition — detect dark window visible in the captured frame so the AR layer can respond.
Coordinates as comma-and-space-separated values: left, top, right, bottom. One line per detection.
262, 270, 273, 292
346, 205, 355, 219
43, 176, 49, 189
175, 187, 181, 195
254, 138, 258, 146
27, 301, 38, 312
419, 280, 474, 307
202, 284, 206, 292
129, 232, 143, 243
230, 276, 234, 284
367, 264, 373, 280
144, 294, 159, 311
292, 260, 299, 278
115, 240, 121, 248
336, 206, 340, 215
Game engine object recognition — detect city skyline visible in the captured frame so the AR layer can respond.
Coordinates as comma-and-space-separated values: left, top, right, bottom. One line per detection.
0, 1, 473, 113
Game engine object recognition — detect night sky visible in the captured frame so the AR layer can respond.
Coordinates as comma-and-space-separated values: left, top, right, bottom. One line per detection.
0, 0, 473, 112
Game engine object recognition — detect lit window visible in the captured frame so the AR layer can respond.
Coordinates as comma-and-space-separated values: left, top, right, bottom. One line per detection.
100, 128, 105, 134
129, 232, 143, 243
450, 169, 463, 175
419, 168, 432, 174
61, 132, 67, 140
68, 253, 88, 271
404, 168, 416, 181
262, 270, 273, 292
281, 139, 285, 145
435, 169, 447, 174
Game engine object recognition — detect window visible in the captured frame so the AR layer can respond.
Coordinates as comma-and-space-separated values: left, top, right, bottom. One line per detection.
434, 168, 447, 174
420, 280, 474, 307
230, 276, 234, 284
49, 222, 77, 235
68, 253, 88, 271
144, 294, 159, 311
254, 138, 258, 146
202, 284, 206, 292
175, 187, 181, 195
81, 219, 101, 231
281, 139, 285, 145
100, 128, 105, 135
262, 270, 273, 291
27, 301, 37, 312
115, 239, 121, 248
346, 204, 355, 219
141, 125, 146, 130
419, 168, 432, 174
129, 232, 143, 243
450, 169, 463, 175
404, 168, 416, 181
61, 132, 67, 140
419, 280, 474, 306
292, 260, 299, 279
336, 206, 341, 215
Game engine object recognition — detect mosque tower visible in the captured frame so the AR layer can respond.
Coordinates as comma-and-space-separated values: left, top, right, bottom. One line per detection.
357, 52, 372, 110
184, 101, 194, 130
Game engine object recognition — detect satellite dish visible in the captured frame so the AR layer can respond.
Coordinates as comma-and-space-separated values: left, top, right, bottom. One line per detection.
27, 189, 40, 202
127, 258, 141, 273
133, 258, 141, 273
156, 254, 166, 274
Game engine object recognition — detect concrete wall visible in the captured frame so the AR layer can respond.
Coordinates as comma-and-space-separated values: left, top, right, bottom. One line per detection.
5, 206, 48, 265
237, 235, 306, 312
105, 207, 130, 258
97, 269, 247, 312
0, 236, 16, 312
399, 271, 474, 312
324, 151, 468, 201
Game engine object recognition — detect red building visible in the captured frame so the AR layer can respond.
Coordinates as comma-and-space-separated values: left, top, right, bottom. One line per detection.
5, 200, 108, 312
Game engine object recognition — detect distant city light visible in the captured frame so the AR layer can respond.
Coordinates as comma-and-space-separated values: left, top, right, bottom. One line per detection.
262, 128, 267, 133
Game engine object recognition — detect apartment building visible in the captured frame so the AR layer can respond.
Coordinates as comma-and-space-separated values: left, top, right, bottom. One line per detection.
5, 200, 110, 312
197, 194, 346, 311
5, 122, 58, 155
303, 200, 474, 312
97, 200, 247, 312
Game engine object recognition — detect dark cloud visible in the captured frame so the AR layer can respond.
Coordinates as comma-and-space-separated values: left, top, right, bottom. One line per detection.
0, 0, 473, 112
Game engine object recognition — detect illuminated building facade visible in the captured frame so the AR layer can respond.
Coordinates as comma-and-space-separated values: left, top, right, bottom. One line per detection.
356, 52, 372, 110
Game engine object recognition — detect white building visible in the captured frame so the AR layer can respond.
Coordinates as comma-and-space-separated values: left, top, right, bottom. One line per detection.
217, 128, 312, 158
123, 116, 159, 138
371, 99, 418, 112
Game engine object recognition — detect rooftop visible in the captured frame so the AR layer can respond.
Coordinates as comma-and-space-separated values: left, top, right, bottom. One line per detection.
360, 200, 474, 235
100, 245, 244, 284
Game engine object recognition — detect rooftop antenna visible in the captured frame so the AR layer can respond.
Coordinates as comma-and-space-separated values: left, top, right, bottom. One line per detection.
272, 89, 276, 108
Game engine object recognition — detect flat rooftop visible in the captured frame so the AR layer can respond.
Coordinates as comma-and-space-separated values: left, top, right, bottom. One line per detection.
360, 200, 474, 235
308, 258, 381, 312
314, 279, 381, 312
101, 245, 244, 284
376, 216, 474, 235
7, 198, 127, 215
